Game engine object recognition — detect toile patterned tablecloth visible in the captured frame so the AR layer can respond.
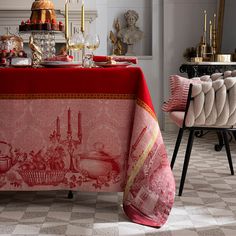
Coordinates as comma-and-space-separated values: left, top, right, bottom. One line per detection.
0, 67, 175, 227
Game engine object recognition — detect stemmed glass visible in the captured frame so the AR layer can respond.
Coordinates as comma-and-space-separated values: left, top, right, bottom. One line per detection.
68, 31, 85, 62
83, 33, 100, 67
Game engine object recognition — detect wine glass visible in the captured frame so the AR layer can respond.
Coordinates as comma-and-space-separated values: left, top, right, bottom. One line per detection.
84, 33, 100, 67
68, 31, 85, 62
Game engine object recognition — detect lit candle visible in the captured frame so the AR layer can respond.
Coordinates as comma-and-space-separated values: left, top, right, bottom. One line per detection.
65, 0, 69, 39
81, 0, 85, 33
209, 20, 212, 47
204, 10, 207, 32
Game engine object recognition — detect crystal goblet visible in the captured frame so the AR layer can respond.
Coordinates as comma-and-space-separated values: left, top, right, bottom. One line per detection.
84, 33, 100, 67
68, 31, 85, 62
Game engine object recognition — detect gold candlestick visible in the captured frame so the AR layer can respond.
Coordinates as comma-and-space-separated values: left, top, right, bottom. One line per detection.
81, 0, 85, 64
65, 0, 69, 40
213, 13, 216, 31
204, 10, 207, 32
203, 10, 207, 44
212, 13, 217, 57
81, 0, 85, 33
209, 20, 212, 47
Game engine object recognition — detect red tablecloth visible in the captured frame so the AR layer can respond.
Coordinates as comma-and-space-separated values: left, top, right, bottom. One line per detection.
0, 67, 175, 227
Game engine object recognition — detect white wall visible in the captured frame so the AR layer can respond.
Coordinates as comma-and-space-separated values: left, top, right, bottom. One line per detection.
148, 0, 164, 128
163, 0, 217, 130
95, 0, 108, 55
221, 0, 236, 54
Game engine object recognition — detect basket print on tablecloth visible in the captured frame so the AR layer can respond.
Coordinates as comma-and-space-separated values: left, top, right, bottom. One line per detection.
0, 108, 122, 190
18, 170, 67, 186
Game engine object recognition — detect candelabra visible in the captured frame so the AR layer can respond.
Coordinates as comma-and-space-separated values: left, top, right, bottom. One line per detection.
195, 11, 218, 62
50, 108, 82, 173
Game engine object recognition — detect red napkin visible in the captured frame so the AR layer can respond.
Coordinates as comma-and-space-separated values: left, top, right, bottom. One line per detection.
93, 55, 137, 64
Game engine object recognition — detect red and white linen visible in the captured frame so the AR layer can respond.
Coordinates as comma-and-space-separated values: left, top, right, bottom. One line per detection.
0, 67, 175, 227
93, 55, 138, 64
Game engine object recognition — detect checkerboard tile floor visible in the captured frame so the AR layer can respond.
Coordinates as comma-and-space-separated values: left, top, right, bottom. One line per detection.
1, 131, 236, 235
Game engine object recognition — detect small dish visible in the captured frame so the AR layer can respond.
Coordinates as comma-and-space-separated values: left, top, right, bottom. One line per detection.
11, 64, 32, 68
95, 62, 132, 68
41, 61, 81, 68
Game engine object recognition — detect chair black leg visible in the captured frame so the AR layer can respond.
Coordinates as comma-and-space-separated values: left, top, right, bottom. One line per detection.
215, 131, 224, 152
222, 131, 234, 175
179, 130, 195, 196
171, 128, 184, 169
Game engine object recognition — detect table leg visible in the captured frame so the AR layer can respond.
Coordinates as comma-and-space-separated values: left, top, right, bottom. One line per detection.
232, 131, 236, 141
68, 190, 73, 199
195, 131, 209, 138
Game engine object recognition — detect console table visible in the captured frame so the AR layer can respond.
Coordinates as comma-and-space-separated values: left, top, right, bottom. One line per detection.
180, 62, 236, 78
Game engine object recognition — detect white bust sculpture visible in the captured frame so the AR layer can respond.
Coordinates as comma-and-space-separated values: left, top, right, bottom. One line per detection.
117, 10, 143, 55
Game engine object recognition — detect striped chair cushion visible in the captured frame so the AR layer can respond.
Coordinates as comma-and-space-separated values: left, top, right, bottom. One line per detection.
162, 75, 207, 112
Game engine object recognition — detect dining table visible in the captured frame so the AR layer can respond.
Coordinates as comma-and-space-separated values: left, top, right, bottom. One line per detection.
0, 66, 175, 227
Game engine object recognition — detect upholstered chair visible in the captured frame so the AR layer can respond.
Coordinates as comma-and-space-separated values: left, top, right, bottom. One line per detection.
168, 72, 236, 196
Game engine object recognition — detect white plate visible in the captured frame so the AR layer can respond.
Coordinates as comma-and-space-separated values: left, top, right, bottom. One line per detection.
95, 61, 132, 68
11, 64, 31, 68
41, 61, 81, 68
